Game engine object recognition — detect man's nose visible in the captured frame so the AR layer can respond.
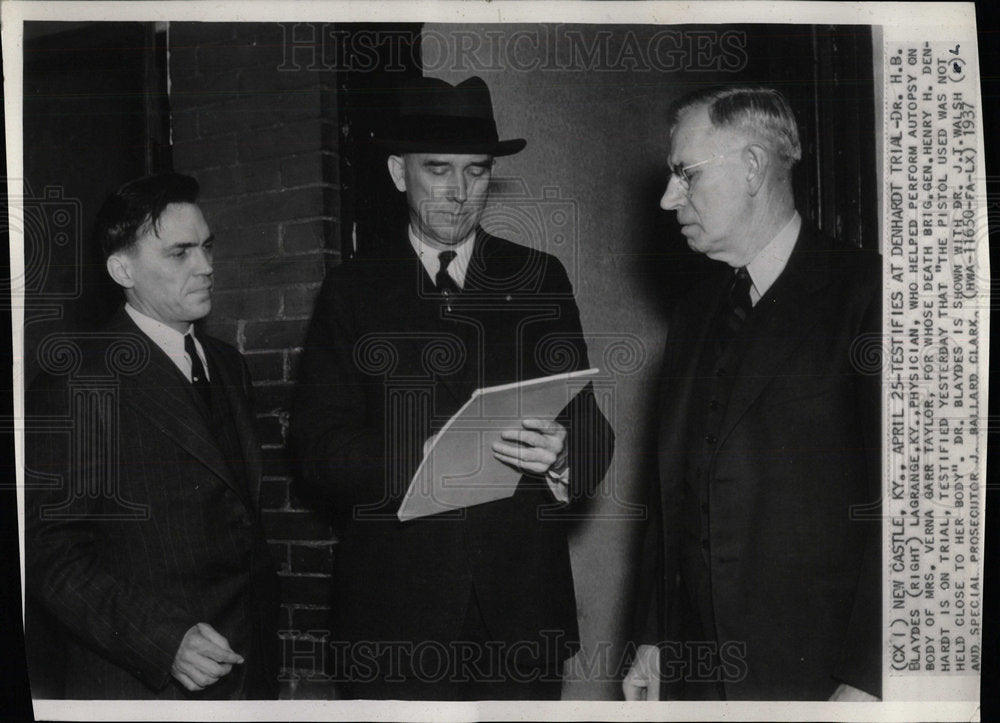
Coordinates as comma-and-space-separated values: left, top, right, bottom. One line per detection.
194, 247, 213, 275
447, 173, 468, 203
660, 175, 687, 211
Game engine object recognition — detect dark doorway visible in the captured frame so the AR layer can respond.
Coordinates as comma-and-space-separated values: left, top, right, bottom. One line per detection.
21, 21, 170, 697
335, 24, 422, 262
22, 21, 170, 385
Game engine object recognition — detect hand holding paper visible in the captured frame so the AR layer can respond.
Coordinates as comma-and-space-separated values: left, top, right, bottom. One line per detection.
397, 368, 598, 521
492, 418, 567, 476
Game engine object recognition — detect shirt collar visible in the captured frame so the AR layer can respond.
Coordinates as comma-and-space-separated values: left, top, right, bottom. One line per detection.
125, 303, 191, 347
745, 211, 801, 304
407, 225, 476, 289
124, 303, 195, 376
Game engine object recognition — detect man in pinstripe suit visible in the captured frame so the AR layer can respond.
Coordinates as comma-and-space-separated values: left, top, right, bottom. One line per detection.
25, 173, 279, 699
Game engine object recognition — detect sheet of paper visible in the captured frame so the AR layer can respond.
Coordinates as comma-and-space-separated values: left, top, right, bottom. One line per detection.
397, 368, 598, 521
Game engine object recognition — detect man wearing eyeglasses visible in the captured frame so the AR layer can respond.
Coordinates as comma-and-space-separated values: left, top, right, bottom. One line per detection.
623, 87, 881, 701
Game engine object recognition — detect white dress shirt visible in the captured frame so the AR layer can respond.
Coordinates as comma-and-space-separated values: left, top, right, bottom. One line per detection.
125, 303, 210, 383
745, 211, 802, 306
408, 226, 475, 289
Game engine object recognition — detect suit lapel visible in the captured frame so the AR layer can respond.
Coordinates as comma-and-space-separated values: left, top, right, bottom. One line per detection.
203, 341, 262, 511
109, 310, 242, 493
717, 227, 836, 445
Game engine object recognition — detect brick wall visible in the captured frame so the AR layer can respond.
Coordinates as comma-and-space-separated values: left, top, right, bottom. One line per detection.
168, 23, 338, 697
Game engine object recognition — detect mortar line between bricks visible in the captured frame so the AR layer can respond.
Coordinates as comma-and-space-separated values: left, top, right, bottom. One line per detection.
283, 186, 337, 198
246, 347, 306, 354
279, 214, 338, 222
253, 370, 301, 387
202, 186, 335, 203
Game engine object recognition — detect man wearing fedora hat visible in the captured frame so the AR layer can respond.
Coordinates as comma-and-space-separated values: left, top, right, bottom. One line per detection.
293, 76, 614, 700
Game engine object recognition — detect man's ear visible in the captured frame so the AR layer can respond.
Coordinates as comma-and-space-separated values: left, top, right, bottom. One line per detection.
745, 143, 770, 196
106, 252, 135, 289
387, 155, 407, 192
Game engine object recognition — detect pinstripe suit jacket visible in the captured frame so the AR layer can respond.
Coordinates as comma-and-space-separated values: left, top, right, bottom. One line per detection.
25, 308, 279, 699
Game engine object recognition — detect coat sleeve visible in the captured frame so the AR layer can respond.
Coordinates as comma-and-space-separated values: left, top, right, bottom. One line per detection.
25, 373, 194, 692
291, 273, 395, 511
561, 383, 615, 506
542, 257, 615, 507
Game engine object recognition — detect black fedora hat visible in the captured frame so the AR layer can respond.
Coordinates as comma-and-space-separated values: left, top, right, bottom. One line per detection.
375, 76, 526, 156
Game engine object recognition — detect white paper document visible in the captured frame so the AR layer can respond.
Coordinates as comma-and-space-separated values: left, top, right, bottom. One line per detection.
397, 368, 598, 521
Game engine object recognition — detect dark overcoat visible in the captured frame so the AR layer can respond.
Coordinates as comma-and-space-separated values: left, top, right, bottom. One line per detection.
293, 228, 615, 674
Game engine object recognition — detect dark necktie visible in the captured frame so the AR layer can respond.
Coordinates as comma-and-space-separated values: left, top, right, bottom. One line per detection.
184, 332, 212, 408
436, 250, 461, 296
715, 267, 753, 357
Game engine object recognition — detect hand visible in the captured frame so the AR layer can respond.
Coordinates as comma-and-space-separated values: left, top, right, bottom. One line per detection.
171, 622, 243, 692
623, 644, 660, 701
492, 418, 567, 476
829, 682, 880, 701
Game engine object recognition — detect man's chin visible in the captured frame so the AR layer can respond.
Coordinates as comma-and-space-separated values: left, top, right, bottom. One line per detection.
429, 226, 473, 247
186, 301, 212, 321
684, 234, 704, 252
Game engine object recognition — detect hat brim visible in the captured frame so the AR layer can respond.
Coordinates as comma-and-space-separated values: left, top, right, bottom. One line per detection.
374, 137, 526, 157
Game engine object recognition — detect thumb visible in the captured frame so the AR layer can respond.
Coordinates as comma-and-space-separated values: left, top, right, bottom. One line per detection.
622, 665, 647, 701
648, 673, 660, 701
196, 622, 244, 664
622, 680, 644, 701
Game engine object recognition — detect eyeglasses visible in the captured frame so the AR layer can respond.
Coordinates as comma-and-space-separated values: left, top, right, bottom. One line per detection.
669, 155, 725, 192
668, 148, 743, 193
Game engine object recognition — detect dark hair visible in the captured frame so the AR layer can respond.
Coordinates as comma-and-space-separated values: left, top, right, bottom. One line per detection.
94, 172, 200, 259
668, 86, 802, 166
